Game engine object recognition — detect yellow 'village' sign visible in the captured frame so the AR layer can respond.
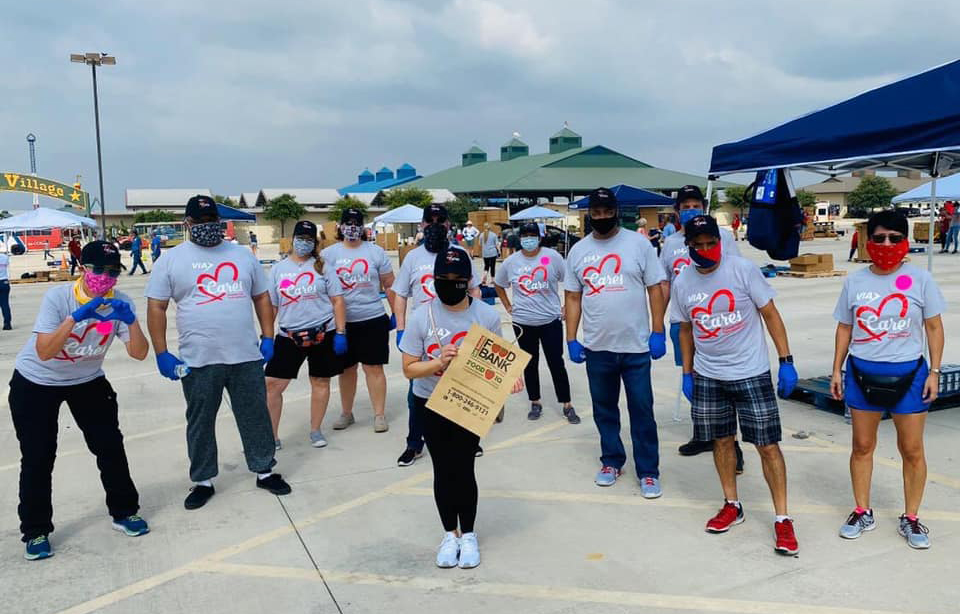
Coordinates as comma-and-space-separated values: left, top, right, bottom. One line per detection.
0, 172, 90, 210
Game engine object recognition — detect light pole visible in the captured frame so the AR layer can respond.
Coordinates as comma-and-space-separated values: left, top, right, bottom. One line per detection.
26, 133, 38, 209
70, 52, 116, 235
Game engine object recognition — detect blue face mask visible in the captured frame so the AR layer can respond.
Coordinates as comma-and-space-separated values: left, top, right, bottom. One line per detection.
520, 237, 539, 251
679, 208, 704, 225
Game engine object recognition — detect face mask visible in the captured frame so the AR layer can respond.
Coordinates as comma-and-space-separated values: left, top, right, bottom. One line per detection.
434, 278, 468, 306
83, 270, 118, 295
866, 239, 909, 270
679, 208, 704, 225
689, 242, 722, 269
424, 223, 449, 253
520, 237, 539, 251
189, 222, 224, 247
590, 215, 617, 235
342, 224, 363, 241
293, 238, 315, 257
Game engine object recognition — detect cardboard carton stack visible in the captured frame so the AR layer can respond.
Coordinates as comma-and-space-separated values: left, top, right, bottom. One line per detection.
789, 253, 834, 274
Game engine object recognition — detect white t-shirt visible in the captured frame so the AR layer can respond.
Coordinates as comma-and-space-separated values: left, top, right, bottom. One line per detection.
268, 257, 342, 331
564, 229, 665, 353
495, 247, 564, 326
481, 231, 500, 258
145, 240, 268, 368
462, 226, 479, 242
670, 255, 776, 381
0, 253, 9, 280
321, 241, 392, 323
392, 245, 479, 314
660, 228, 740, 281
15, 286, 133, 386
833, 264, 946, 362
399, 298, 502, 399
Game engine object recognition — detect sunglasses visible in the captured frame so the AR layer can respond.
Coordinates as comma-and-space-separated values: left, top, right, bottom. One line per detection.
870, 233, 905, 244
84, 265, 122, 278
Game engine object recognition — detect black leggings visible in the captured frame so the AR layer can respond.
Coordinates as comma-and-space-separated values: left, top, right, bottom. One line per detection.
483, 256, 496, 277
513, 319, 571, 403
414, 394, 480, 533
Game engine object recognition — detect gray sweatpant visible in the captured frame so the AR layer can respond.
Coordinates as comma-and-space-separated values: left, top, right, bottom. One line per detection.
181, 360, 276, 482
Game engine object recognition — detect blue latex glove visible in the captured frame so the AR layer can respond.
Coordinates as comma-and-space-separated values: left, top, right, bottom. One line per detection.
389, 313, 397, 331
260, 336, 275, 363
682, 372, 694, 403
649, 331, 666, 359
333, 332, 348, 356
669, 321, 681, 350
396, 329, 404, 350
106, 299, 136, 325
71, 296, 106, 323
156, 351, 186, 381
567, 339, 586, 364
778, 362, 798, 398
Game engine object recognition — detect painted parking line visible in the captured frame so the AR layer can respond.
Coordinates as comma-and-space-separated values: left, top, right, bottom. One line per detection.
190, 560, 931, 614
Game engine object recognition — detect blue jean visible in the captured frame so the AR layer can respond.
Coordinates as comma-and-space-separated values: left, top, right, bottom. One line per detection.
406, 380, 424, 451
948, 225, 960, 251
0, 279, 10, 326
585, 350, 659, 478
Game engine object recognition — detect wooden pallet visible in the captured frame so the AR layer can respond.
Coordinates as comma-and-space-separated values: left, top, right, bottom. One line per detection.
779, 269, 847, 278
791, 373, 960, 416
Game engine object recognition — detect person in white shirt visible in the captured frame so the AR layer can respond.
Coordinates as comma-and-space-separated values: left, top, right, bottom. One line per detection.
462, 220, 479, 257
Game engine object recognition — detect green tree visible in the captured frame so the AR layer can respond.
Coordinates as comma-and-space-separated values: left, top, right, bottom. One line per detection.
445, 194, 479, 226
796, 189, 817, 210
263, 193, 306, 237
134, 210, 179, 224
724, 186, 748, 214
380, 187, 433, 210
328, 196, 368, 226
213, 194, 237, 207
847, 176, 898, 213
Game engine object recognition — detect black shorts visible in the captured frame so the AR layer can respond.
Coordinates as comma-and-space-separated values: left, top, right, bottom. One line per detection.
264, 332, 344, 379
343, 314, 390, 367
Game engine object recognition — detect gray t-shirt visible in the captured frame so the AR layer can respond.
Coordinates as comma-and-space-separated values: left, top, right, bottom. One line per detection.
392, 244, 479, 314
833, 264, 946, 362
495, 247, 565, 326
670, 255, 776, 381
660, 228, 740, 281
399, 298, 502, 399
145, 240, 268, 368
15, 285, 133, 386
481, 231, 500, 258
321, 242, 392, 323
563, 229, 665, 353
268, 257, 342, 331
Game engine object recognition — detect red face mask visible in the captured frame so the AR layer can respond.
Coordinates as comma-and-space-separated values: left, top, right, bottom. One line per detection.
690, 242, 723, 268
866, 239, 909, 270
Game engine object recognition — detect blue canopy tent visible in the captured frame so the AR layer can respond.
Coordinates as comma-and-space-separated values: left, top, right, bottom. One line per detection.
569, 184, 674, 210
217, 203, 255, 221
709, 58, 960, 270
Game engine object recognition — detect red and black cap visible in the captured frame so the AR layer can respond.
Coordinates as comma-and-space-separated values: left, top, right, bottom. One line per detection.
185, 194, 219, 221
434, 246, 472, 280
340, 207, 364, 225
293, 220, 318, 239
683, 214, 720, 241
675, 184, 706, 208
80, 240, 121, 267
423, 204, 448, 223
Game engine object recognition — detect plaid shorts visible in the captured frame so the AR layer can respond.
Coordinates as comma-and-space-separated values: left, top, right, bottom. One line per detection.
692, 371, 781, 446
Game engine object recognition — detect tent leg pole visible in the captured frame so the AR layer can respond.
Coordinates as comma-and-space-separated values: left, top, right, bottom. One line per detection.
704, 178, 715, 213
927, 175, 938, 272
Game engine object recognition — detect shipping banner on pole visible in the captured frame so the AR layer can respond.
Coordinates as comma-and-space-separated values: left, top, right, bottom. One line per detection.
427, 324, 531, 438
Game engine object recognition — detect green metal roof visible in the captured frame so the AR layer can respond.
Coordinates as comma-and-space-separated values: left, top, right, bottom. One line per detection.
464, 145, 486, 154
501, 137, 528, 148
551, 126, 580, 139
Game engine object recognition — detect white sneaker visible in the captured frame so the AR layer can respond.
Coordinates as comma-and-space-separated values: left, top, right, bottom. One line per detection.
436, 532, 460, 568
458, 532, 480, 569
309, 430, 327, 448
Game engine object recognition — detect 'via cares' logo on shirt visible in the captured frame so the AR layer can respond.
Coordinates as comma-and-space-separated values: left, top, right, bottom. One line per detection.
855, 292, 910, 343
690, 289, 745, 339
427, 329, 466, 376
279, 272, 318, 306
194, 261, 244, 305
55, 322, 111, 362
517, 265, 549, 296
581, 253, 623, 296
335, 258, 371, 290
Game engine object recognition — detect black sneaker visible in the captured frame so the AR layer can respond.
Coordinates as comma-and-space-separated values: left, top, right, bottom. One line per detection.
184, 485, 215, 510
678, 438, 714, 456
2, 323, 10, 331
527, 403, 542, 420
256, 473, 292, 495
397, 448, 422, 467
563, 406, 581, 424
475, 445, 484, 457
735, 441, 744, 475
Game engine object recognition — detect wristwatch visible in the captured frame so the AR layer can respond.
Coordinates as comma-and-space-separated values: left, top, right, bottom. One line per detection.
930, 368, 942, 376
778, 355, 794, 365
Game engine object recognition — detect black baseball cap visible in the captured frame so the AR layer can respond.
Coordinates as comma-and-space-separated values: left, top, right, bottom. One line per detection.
423, 204, 448, 223
675, 184, 706, 208
519, 222, 541, 236
434, 246, 472, 280
293, 220, 318, 239
587, 187, 617, 210
340, 207, 364, 225
185, 194, 219, 221
80, 240, 121, 267
683, 215, 720, 241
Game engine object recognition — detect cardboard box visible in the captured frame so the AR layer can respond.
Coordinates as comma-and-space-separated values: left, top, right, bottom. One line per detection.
817, 254, 834, 270
385, 232, 399, 251
789, 254, 820, 266
321, 221, 338, 242
399, 244, 416, 266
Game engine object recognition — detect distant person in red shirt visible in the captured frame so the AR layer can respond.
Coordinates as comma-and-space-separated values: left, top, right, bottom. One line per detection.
68, 236, 82, 275
731, 214, 742, 241
848, 230, 859, 261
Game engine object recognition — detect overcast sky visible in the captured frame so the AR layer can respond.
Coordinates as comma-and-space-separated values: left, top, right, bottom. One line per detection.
1, 0, 958, 211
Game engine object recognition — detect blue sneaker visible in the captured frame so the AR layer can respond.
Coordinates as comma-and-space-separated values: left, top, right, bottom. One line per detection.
839, 509, 876, 539
112, 515, 150, 537
640, 476, 662, 499
595, 466, 621, 487
24, 535, 53, 560
898, 515, 930, 550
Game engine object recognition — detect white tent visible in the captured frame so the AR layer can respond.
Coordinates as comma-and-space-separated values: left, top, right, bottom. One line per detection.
892, 173, 960, 204
0, 207, 97, 231
509, 205, 565, 221
374, 204, 425, 224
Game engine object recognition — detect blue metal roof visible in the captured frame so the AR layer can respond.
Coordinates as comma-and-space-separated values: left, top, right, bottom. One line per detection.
338, 174, 422, 194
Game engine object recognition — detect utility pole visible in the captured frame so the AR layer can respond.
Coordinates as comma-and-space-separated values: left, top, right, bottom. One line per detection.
26, 134, 38, 209
70, 52, 116, 236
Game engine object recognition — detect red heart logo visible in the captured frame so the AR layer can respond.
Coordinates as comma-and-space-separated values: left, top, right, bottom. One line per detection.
690, 289, 736, 339
55, 322, 110, 362
672, 257, 691, 276
484, 369, 495, 380
582, 254, 622, 296
279, 271, 316, 306
427, 330, 468, 376
498, 346, 508, 357
517, 266, 549, 296
197, 262, 239, 305
335, 259, 369, 290
855, 293, 908, 342
492, 343, 502, 355
420, 273, 435, 299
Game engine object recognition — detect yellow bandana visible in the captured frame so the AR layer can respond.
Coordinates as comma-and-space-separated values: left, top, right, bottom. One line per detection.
73, 279, 115, 305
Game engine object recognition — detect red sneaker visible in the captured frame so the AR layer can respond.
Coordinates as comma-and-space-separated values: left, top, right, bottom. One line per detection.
705, 501, 744, 533
774, 519, 799, 555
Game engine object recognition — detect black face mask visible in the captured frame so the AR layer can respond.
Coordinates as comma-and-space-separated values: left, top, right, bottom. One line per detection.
434, 278, 468, 306
590, 215, 618, 235
424, 223, 449, 253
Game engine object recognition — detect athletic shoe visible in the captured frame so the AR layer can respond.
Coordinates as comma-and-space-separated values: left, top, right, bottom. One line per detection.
2, 323, 10, 331
256, 474, 292, 495
898, 515, 930, 549
706, 501, 744, 533
639, 476, 662, 499
839, 509, 876, 539
112, 514, 149, 537
475, 445, 484, 458
309, 430, 327, 448
397, 448, 422, 467
527, 403, 542, 420
595, 466, 621, 487
275, 439, 282, 451
735, 441, 744, 475
679, 438, 714, 456
374, 415, 389, 433
24, 535, 53, 561
563, 406, 581, 424
458, 532, 481, 569
774, 519, 799, 555
332, 413, 355, 430
184, 485, 215, 510
436, 532, 460, 568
